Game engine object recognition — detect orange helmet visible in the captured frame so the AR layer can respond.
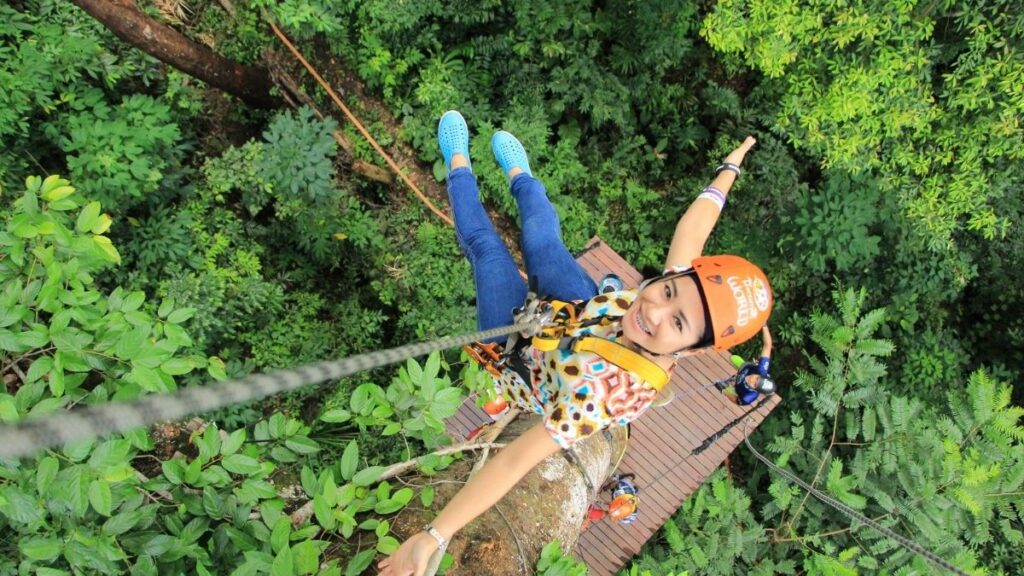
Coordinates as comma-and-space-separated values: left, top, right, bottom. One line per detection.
691, 255, 773, 350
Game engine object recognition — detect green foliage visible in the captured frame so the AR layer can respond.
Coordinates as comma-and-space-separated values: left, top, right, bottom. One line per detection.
790, 173, 881, 275
794, 287, 893, 417
535, 540, 588, 576
325, 352, 466, 450
0, 176, 213, 412
259, 107, 338, 205
629, 469, 769, 575
0, 2, 105, 141
702, 0, 1023, 249
61, 94, 183, 210
371, 217, 475, 341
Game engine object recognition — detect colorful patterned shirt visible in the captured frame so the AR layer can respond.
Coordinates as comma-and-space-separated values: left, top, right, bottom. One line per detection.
493, 289, 659, 449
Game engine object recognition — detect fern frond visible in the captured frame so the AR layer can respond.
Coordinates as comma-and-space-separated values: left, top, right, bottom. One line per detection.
853, 337, 894, 357
856, 307, 887, 338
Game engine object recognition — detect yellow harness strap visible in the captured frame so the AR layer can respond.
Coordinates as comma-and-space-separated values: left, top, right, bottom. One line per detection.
526, 298, 669, 392
574, 337, 670, 392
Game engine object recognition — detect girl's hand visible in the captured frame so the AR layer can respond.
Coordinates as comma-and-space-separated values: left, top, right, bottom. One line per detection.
377, 532, 438, 576
724, 136, 757, 167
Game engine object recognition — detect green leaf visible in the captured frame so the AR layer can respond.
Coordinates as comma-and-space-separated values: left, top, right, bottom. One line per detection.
25, 356, 54, 384
301, 466, 318, 497
320, 408, 351, 423
64, 439, 95, 462
313, 495, 335, 531
20, 537, 63, 561
432, 387, 463, 417
271, 544, 293, 576
271, 517, 291, 554
292, 540, 321, 575
377, 536, 400, 555
392, 487, 413, 507
167, 307, 197, 324
130, 365, 165, 392
161, 459, 186, 485
207, 356, 227, 381
158, 298, 176, 319
88, 479, 113, 516
76, 201, 102, 232
93, 235, 121, 264
89, 439, 131, 471
0, 394, 17, 422
43, 185, 75, 202
374, 498, 406, 515
0, 486, 41, 524
36, 456, 59, 495
121, 291, 146, 312
345, 549, 376, 576
103, 509, 144, 536
221, 429, 246, 457
375, 520, 389, 539
320, 473, 338, 508
91, 214, 113, 235
420, 485, 435, 507
202, 486, 224, 518
341, 441, 359, 481
285, 436, 320, 455
160, 358, 193, 376
222, 454, 262, 475
350, 383, 376, 415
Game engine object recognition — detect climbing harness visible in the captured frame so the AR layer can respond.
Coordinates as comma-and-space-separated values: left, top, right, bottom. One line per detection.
742, 419, 970, 576
464, 292, 671, 394
0, 321, 541, 460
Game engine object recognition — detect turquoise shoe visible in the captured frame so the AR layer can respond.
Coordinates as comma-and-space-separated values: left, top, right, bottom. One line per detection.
438, 110, 471, 174
491, 131, 532, 179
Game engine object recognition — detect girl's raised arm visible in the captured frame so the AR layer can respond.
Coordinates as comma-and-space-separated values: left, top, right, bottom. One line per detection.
377, 422, 562, 576
664, 136, 757, 271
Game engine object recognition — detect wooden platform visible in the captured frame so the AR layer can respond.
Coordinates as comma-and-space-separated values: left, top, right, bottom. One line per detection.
444, 238, 782, 575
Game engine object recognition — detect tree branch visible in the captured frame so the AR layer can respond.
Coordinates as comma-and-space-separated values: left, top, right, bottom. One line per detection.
70, 0, 279, 108
289, 441, 507, 526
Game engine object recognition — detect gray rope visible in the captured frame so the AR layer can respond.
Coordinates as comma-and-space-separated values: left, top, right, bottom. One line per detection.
742, 419, 969, 576
0, 322, 536, 460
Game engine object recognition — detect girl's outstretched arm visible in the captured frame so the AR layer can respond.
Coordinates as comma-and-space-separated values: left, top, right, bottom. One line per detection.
664, 136, 757, 271
377, 422, 562, 576
760, 325, 772, 359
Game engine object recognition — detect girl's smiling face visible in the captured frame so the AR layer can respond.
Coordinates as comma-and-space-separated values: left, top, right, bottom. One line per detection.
621, 274, 708, 355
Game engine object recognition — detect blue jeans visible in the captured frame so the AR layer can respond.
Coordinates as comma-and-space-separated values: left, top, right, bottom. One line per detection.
447, 168, 598, 341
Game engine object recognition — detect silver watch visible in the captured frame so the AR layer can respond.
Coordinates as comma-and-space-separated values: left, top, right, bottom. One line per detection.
424, 525, 448, 552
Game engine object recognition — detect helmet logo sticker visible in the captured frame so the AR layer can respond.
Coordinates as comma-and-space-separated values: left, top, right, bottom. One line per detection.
728, 275, 767, 327
752, 277, 771, 312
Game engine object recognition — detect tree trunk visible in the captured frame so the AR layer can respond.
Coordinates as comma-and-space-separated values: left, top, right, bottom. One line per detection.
70, 0, 279, 109
385, 415, 629, 575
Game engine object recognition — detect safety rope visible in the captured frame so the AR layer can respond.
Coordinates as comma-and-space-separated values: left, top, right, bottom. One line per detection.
0, 322, 537, 460
742, 419, 970, 576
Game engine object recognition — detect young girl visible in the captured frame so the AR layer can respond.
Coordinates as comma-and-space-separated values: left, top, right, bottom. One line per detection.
378, 111, 771, 575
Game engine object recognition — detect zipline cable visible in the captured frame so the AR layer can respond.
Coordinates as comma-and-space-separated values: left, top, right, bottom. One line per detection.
0, 322, 537, 460
742, 419, 970, 576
